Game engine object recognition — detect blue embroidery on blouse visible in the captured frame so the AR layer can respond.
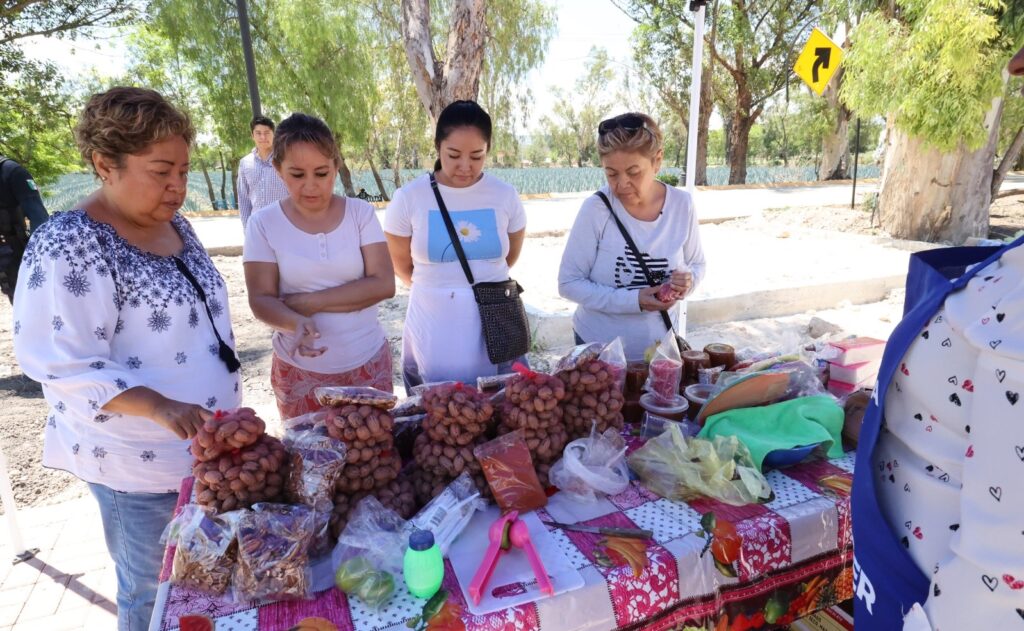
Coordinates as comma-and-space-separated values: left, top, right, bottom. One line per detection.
21, 211, 226, 334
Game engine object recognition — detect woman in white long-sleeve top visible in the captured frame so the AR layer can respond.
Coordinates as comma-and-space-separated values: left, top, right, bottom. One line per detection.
558, 112, 706, 360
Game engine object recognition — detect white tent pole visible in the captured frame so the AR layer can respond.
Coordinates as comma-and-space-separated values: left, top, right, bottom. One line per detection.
685, 3, 706, 194
0, 444, 29, 561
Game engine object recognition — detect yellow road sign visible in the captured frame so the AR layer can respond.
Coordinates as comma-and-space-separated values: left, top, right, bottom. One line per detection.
793, 28, 843, 96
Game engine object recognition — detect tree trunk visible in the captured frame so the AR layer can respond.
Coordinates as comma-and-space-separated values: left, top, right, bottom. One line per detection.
200, 160, 216, 207
218, 151, 228, 203
392, 127, 404, 191
337, 148, 356, 197
819, 66, 851, 180
401, 0, 487, 123
695, 0, 720, 186
877, 95, 1004, 244
365, 147, 390, 201
728, 85, 754, 184
991, 125, 1024, 198
723, 117, 734, 168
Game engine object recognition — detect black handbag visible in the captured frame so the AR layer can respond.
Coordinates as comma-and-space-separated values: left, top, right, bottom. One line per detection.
429, 173, 531, 365
594, 191, 692, 353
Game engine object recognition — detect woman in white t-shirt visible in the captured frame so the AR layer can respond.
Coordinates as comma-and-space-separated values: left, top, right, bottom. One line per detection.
558, 112, 706, 360
384, 101, 527, 388
244, 113, 396, 419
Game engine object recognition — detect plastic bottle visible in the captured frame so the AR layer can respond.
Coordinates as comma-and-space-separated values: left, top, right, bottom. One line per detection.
403, 529, 444, 599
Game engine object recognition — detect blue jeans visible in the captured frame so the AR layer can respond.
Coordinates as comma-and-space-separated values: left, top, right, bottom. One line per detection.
89, 483, 178, 631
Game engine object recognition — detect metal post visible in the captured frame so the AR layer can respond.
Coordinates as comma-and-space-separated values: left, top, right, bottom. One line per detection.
0, 445, 33, 563
685, 2, 707, 195
851, 118, 861, 210
236, 0, 262, 119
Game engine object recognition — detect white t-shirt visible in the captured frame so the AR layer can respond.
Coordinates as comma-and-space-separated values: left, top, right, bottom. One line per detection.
876, 244, 1024, 631
558, 184, 706, 360
244, 198, 388, 373
383, 173, 527, 384
382, 173, 527, 287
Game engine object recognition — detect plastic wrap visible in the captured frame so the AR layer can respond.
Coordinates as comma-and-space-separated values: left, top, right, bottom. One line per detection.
421, 381, 494, 447
331, 496, 408, 609
627, 424, 772, 506
553, 343, 605, 374
598, 338, 627, 392
549, 423, 630, 502
645, 331, 683, 404
315, 386, 398, 410
234, 503, 315, 601
283, 424, 348, 557
162, 504, 238, 595
410, 472, 485, 555
474, 431, 547, 513
477, 372, 518, 394
392, 396, 426, 418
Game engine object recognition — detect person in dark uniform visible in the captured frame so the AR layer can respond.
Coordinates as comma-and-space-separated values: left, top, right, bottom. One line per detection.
0, 156, 48, 303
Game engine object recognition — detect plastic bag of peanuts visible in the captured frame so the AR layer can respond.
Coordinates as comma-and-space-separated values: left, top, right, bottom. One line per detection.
191, 407, 266, 463
192, 434, 290, 513
161, 504, 238, 595
315, 386, 398, 410
234, 503, 316, 601
420, 381, 495, 447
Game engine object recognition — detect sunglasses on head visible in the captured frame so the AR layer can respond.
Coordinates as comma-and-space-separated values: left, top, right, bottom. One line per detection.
598, 114, 647, 136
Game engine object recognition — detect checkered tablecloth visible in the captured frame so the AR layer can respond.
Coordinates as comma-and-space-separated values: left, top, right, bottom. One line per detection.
153, 452, 855, 631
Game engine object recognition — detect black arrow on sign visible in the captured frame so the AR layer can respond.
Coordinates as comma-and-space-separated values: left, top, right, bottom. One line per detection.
812, 47, 832, 83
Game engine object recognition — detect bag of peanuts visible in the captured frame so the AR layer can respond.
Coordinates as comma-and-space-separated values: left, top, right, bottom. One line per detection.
191, 407, 266, 462
475, 431, 547, 513
598, 337, 627, 392
556, 342, 627, 438
420, 381, 494, 447
193, 434, 290, 513
234, 503, 316, 601
162, 504, 238, 595
323, 403, 394, 450
501, 363, 566, 435
282, 423, 349, 557
315, 386, 397, 410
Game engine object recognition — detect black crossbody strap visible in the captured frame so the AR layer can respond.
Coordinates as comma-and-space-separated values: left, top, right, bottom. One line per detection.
173, 256, 241, 373
429, 173, 475, 286
594, 191, 675, 335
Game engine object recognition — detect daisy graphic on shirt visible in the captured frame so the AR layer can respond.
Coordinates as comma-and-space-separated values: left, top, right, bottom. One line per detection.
457, 220, 481, 243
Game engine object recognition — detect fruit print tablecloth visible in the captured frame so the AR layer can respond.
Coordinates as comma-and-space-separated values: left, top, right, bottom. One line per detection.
153, 452, 856, 631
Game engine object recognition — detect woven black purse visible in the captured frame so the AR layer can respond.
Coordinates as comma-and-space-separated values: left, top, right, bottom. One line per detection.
429, 174, 531, 365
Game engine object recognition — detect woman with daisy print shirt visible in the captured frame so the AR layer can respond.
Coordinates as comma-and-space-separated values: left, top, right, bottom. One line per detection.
384, 101, 527, 388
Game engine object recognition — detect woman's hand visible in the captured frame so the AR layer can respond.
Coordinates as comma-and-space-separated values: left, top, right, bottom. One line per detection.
639, 286, 677, 311
668, 269, 694, 298
290, 316, 327, 358
282, 292, 320, 318
150, 399, 214, 440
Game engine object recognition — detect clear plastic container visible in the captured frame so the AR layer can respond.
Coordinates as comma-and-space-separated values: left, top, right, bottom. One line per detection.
639, 392, 689, 421
684, 383, 716, 420
641, 413, 700, 439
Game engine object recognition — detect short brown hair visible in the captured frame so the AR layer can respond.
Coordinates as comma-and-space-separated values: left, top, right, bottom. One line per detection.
75, 87, 195, 175
597, 112, 663, 160
271, 113, 340, 168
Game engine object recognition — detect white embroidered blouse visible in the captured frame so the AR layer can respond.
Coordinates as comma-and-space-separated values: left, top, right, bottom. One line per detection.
12, 210, 242, 493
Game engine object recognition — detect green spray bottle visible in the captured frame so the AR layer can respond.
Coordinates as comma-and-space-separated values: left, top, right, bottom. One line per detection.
404, 529, 444, 599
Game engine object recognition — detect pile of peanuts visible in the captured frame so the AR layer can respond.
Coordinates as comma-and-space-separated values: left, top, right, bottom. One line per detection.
421, 383, 494, 446
491, 371, 568, 486
191, 408, 290, 513
318, 388, 402, 537
558, 357, 626, 439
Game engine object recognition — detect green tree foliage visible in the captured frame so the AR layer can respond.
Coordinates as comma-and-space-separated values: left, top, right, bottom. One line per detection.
0, 63, 79, 184
0, 0, 136, 71
539, 47, 615, 167
841, 0, 1010, 152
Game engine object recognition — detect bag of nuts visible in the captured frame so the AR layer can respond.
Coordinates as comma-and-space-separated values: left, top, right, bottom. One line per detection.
191, 407, 266, 463
234, 503, 316, 601
283, 424, 349, 558
162, 504, 238, 596
556, 342, 626, 439
421, 382, 494, 447
334, 448, 401, 494
413, 432, 482, 479
315, 386, 398, 410
497, 422, 569, 465
324, 403, 394, 448
501, 365, 567, 433
372, 475, 417, 520
193, 434, 290, 513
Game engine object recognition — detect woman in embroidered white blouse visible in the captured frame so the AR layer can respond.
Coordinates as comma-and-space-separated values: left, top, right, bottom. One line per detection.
12, 88, 241, 631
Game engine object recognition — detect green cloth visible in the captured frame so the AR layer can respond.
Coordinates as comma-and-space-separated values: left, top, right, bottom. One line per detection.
697, 395, 844, 471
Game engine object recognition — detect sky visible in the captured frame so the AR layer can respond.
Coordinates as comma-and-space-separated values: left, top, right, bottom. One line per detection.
16, 1, 672, 134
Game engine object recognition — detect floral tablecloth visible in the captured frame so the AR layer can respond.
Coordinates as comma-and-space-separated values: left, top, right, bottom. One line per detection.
152, 452, 855, 631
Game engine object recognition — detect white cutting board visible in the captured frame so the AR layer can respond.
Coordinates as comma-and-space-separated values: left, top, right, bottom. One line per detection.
448, 506, 585, 616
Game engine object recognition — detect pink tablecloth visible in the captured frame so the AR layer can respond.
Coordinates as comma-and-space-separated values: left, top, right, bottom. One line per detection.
153, 452, 855, 631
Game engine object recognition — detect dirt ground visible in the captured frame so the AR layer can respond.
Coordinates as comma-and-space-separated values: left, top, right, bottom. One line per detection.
5, 192, 985, 510
740, 191, 1024, 240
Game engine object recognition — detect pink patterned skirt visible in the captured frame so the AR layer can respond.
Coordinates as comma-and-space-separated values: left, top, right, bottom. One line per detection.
270, 342, 394, 420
